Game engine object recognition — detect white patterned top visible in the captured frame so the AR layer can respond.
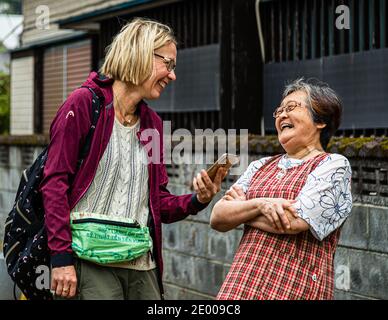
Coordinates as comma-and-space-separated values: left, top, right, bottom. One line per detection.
72, 117, 156, 270
233, 153, 353, 241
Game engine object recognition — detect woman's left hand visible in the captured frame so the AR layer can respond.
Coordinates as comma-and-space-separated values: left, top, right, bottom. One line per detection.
193, 168, 227, 204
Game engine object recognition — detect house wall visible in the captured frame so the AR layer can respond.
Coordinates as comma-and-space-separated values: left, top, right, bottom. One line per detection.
10, 56, 34, 135
22, 0, 141, 45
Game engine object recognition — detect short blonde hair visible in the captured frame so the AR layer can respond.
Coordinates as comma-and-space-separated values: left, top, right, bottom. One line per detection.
100, 17, 177, 85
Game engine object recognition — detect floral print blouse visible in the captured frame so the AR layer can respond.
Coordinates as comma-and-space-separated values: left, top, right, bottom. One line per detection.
234, 153, 353, 241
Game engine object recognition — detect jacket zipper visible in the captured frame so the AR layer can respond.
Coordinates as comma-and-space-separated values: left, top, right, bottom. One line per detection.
137, 106, 164, 297
71, 98, 109, 210
145, 145, 155, 263
146, 161, 163, 295
72, 218, 140, 228
16, 201, 32, 225
148, 192, 155, 263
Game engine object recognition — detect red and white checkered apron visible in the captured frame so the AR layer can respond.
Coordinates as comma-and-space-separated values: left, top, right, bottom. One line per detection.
217, 153, 341, 300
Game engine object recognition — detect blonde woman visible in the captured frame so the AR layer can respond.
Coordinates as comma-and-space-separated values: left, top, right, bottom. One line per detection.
40, 18, 226, 300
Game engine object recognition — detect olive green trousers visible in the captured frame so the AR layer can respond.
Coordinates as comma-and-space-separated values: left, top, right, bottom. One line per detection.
54, 258, 161, 300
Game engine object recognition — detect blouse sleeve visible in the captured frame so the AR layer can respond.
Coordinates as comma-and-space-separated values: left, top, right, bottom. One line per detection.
233, 157, 272, 193
295, 154, 353, 241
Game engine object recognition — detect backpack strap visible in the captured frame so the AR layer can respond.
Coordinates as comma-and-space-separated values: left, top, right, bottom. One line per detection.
77, 86, 102, 169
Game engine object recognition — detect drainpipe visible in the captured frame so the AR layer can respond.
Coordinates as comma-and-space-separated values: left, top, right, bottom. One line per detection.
255, 0, 265, 63
255, 0, 266, 136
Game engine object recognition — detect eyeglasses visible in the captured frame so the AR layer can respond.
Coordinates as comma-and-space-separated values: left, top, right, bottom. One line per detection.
154, 53, 176, 72
273, 101, 303, 118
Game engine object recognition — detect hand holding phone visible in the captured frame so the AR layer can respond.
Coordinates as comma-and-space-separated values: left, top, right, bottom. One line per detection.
206, 153, 240, 181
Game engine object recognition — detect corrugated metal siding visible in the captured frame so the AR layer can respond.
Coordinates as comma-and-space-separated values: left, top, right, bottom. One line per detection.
42, 40, 91, 134
10, 56, 34, 135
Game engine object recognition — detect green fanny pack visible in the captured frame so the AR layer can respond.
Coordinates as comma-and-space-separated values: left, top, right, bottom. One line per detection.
70, 212, 153, 264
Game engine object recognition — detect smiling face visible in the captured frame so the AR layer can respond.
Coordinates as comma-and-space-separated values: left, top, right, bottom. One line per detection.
275, 90, 325, 153
139, 41, 177, 100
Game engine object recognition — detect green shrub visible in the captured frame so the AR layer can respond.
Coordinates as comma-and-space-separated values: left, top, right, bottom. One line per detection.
0, 71, 10, 134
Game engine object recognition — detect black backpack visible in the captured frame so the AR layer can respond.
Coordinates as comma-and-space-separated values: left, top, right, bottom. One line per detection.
2, 87, 102, 300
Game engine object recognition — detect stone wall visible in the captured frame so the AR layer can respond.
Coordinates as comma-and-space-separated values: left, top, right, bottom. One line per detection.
0, 136, 387, 300
334, 204, 388, 299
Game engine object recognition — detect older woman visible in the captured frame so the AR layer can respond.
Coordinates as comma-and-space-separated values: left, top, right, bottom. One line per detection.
40, 18, 226, 300
211, 78, 352, 300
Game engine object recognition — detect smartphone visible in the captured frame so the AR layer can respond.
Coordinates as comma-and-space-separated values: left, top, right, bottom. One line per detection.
206, 153, 240, 181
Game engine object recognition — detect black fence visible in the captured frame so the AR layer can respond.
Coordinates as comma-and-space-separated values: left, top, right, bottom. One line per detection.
97, 0, 387, 136
261, 0, 388, 63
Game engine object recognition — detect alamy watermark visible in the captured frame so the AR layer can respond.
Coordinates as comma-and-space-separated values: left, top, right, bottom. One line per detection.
336, 5, 350, 30
138, 121, 249, 176
335, 265, 351, 291
35, 265, 50, 291
35, 5, 50, 30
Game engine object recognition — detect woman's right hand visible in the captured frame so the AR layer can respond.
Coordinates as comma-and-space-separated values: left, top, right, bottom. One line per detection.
257, 198, 298, 232
51, 265, 77, 298
222, 185, 246, 202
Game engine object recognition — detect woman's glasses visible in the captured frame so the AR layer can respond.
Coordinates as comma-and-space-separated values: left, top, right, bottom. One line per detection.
273, 101, 303, 118
154, 53, 176, 72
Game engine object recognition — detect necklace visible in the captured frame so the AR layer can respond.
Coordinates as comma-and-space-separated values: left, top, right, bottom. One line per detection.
277, 148, 323, 180
114, 94, 138, 127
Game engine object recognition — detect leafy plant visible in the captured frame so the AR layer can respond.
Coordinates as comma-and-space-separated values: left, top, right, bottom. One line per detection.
0, 0, 22, 14
0, 71, 10, 134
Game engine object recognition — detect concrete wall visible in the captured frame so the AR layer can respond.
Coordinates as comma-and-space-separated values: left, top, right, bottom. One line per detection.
333, 204, 388, 300
0, 253, 22, 300
0, 144, 387, 300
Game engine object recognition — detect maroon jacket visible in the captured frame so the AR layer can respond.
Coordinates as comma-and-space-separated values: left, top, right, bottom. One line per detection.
40, 72, 208, 289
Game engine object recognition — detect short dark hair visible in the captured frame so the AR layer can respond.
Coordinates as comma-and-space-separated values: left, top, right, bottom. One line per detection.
282, 78, 342, 150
